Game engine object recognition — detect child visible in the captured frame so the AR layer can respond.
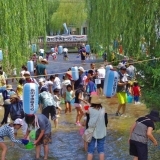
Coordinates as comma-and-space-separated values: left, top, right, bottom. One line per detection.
132, 81, 141, 104
16, 78, 25, 100
102, 51, 107, 62
24, 114, 52, 160
0, 119, 25, 160
53, 89, 62, 117
64, 85, 74, 114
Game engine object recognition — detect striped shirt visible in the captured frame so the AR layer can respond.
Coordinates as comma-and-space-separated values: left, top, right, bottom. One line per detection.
0, 124, 22, 143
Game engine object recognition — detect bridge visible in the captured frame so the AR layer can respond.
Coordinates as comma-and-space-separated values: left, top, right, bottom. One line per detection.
38, 35, 87, 49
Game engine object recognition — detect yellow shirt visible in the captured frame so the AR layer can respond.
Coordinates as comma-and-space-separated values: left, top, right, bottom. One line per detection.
17, 84, 23, 99
0, 75, 6, 87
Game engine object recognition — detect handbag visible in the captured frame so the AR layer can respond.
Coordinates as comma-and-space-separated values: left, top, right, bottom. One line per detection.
82, 110, 102, 143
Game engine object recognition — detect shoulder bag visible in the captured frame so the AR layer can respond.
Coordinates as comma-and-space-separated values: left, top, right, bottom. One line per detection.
82, 109, 102, 143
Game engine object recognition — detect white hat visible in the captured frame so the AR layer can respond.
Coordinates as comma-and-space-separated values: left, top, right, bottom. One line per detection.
117, 63, 124, 69
23, 71, 30, 76
39, 78, 45, 83
78, 66, 85, 72
14, 118, 23, 125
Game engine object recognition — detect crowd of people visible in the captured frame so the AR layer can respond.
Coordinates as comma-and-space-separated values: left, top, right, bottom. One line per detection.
0, 47, 159, 160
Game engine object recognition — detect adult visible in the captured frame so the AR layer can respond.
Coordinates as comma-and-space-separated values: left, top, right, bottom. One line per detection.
0, 66, 7, 84
39, 48, 44, 57
24, 114, 51, 160
126, 62, 136, 81
74, 66, 86, 90
116, 66, 128, 116
1, 85, 16, 126
20, 65, 27, 78
0, 70, 6, 93
97, 65, 105, 96
39, 87, 57, 121
79, 45, 86, 64
23, 71, 39, 86
87, 96, 107, 160
35, 58, 48, 79
129, 110, 159, 160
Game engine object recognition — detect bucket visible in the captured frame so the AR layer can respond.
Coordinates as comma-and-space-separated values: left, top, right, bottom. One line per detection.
84, 105, 90, 111
127, 95, 133, 103
29, 130, 36, 139
25, 142, 34, 150
95, 79, 101, 84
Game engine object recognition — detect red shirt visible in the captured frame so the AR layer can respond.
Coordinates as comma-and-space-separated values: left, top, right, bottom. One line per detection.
132, 86, 140, 96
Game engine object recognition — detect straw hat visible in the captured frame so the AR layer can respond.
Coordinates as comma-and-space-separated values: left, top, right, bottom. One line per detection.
41, 59, 48, 64
6, 85, 13, 90
90, 95, 102, 104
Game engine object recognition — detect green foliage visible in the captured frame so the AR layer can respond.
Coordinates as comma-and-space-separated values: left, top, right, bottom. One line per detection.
0, 0, 47, 75
87, 0, 160, 109
50, 0, 87, 33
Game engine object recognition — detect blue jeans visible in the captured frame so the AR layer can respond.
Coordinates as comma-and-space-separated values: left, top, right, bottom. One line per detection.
0, 86, 6, 93
88, 136, 106, 154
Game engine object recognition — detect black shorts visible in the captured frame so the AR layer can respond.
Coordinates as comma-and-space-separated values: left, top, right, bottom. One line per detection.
129, 140, 148, 160
65, 101, 71, 104
97, 79, 104, 89
42, 105, 56, 120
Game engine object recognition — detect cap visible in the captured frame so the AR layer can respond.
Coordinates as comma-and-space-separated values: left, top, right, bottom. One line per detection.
14, 118, 23, 125
78, 66, 85, 72
39, 78, 45, 83
23, 71, 30, 76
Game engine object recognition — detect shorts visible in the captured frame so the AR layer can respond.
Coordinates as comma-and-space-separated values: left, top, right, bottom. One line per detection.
134, 96, 139, 102
74, 103, 82, 108
65, 101, 71, 104
88, 137, 106, 154
36, 129, 52, 146
42, 105, 56, 120
117, 92, 127, 104
129, 140, 148, 160
97, 79, 104, 89
86, 52, 90, 56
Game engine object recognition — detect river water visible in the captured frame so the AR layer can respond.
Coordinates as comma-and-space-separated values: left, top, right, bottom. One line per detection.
3, 54, 160, 160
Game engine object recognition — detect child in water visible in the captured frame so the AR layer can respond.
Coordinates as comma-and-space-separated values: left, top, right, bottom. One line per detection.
64, 85, 74, 114
0, 119, 25, 160
132, 81, 141, 104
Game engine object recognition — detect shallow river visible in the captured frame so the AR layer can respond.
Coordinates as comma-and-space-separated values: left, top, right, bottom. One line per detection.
2, 54, 160, 160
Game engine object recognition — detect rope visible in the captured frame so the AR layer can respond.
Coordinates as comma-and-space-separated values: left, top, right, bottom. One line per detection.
5, 56, 159, 80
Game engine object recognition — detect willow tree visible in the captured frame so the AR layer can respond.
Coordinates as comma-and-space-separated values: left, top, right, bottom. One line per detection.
50, 0, 87, 33
0, 0, 47, 74
87, 0, 160, 109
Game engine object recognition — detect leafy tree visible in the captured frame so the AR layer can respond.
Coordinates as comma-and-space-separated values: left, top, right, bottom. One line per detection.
86, 0, 160, 109
50, 0, 87, 33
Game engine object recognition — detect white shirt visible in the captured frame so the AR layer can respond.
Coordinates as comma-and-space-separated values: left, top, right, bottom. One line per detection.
63, 48, 68, 52
97, 68, 105, 79
53, 77, 61, 90
39, 49, 44, 53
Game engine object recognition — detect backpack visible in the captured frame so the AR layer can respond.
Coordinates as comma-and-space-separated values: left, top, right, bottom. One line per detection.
10, 101, 24, 121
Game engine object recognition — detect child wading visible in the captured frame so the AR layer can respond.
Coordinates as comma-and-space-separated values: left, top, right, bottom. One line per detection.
0, 119, 25, 160
64, 85, 74, 114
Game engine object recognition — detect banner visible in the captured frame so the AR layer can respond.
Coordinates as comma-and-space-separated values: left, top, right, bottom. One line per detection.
46, 35, 87, 42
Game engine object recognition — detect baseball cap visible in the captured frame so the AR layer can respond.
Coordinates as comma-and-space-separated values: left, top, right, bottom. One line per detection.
14, 118, 23, 126
78, 66, 85, 72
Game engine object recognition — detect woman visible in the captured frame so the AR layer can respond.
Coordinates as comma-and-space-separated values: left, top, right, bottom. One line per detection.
129, 110, 159, 160
74, 88, 88, 126
0, 70, 6, 93
87, 95, 107, 160
24, 114, 51, 160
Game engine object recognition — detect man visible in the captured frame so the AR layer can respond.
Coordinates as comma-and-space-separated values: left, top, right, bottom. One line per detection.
116, 66, 128, 116
35, 59, 48, 79
74, 66, 86, 90
97, 65, 105, 96
126, 62, 136, 81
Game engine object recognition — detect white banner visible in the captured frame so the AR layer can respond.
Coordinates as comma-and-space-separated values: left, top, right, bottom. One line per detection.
46, 35, 87, 42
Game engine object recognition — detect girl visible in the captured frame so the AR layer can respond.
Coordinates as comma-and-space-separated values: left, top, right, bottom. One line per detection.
16, 78, 25, 100
64, 85, 74, 114
53, 89, 62, 117
132, 81, 141, 104
74, 88, 88, 126
0, 119, 24, 160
